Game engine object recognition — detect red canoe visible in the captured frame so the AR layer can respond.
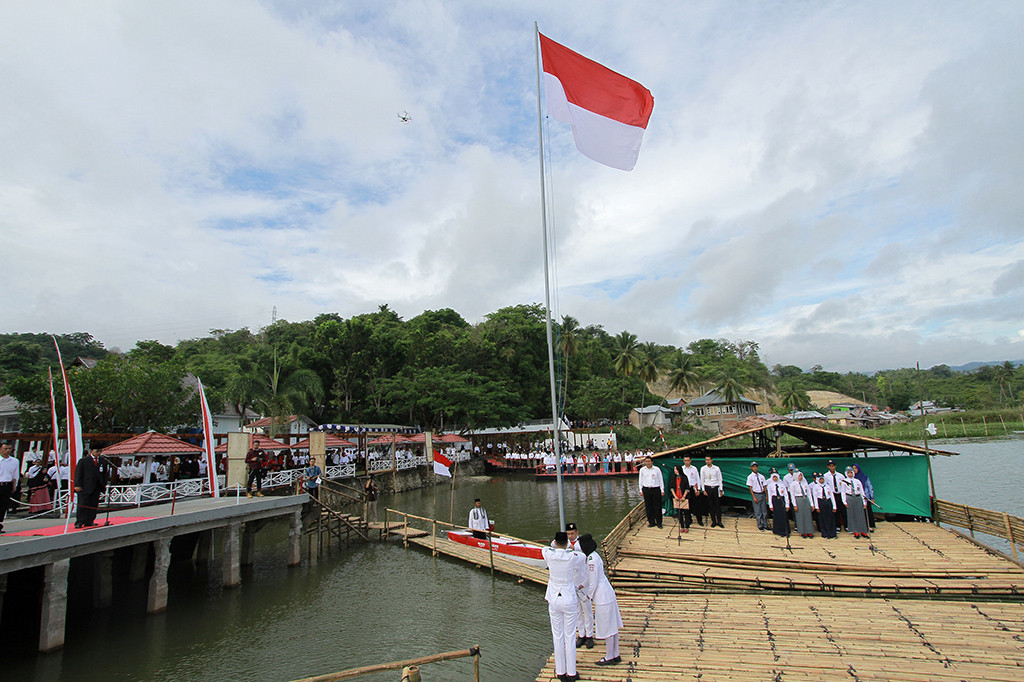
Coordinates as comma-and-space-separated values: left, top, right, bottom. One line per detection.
446, 530, 546, 567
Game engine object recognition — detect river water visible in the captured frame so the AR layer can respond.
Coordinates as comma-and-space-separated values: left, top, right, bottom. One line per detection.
7, 437, 1022, 681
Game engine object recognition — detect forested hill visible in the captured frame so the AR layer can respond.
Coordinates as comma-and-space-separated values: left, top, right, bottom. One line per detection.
1, 305, 1021, 434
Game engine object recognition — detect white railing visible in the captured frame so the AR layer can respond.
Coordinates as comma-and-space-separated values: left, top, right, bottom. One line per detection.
102, 476, 226, 506
368, 458, 395, 473
260, 468, 303, 489
326, 463, 356, 479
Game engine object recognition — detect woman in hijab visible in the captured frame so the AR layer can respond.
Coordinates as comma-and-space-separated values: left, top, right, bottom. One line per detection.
766, 468, 790, 537
578, 534, 623, 667
27, 458, 53, 513
842, 466, 870, 538
851, 464, 876, 529
789, 470, 815, 538
670, 465, 693, 534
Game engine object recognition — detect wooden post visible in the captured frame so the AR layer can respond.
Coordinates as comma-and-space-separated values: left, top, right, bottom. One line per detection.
983, 415, 988, 436
999, 414, 1008, 435
965, 504, 974, 538
432, 519, 437, 556
487, 529, 495, 576
288, 509, 302, 566
1004, 513, 1018, 561
960, 416, 967, 436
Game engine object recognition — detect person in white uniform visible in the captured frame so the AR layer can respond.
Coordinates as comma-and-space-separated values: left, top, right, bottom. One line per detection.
543, 531, 586, 682
468, 498, 490, 539
579, 534, 623, 667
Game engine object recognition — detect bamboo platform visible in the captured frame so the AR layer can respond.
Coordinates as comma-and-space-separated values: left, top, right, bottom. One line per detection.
535, 514, 1024, 681
609, 517, 1024, 599
536, 592, 1024, 681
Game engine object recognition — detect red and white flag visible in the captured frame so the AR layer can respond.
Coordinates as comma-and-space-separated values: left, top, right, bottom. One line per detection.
197, 378, 220, 498
52, 337, 82, 508
433, 449, 452, 477
540, 33, 654, 171
48, 367, 60, 456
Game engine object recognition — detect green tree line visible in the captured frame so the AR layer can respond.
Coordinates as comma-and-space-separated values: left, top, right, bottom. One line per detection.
2, 309, 1021, 435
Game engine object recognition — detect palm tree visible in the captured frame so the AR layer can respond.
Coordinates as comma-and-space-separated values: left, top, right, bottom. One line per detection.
994, 361, 1016, 403
611, 331, 640, 402
228, 348, 325, 439
666, 351, 701, 398
635, 342, 666, 411
558, 315, 581, 415
713, 369, 745, 405
777, 381, 811, 412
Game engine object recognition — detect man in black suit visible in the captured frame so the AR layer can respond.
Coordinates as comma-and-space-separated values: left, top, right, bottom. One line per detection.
74, 450, 105, 528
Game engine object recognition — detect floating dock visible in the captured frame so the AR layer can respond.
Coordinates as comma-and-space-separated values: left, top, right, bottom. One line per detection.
534, 504, 1024, 681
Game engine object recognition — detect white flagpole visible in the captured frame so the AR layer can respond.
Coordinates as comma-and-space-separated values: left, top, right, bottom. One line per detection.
535, 22, 566, 531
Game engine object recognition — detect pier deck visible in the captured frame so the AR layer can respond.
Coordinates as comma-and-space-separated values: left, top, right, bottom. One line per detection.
536, 516, 1024, 681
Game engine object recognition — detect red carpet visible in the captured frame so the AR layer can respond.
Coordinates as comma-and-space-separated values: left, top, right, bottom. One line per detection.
7, 516, 153, 537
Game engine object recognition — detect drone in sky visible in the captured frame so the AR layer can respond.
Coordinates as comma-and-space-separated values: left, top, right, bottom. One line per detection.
397, 111, 412, 124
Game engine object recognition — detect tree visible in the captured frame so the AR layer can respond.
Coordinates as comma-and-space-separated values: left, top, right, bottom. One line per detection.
993, 361, 1017, 403
557, 315, 581, 415
777, 381, 811, 411
635, 341, 666, 409
713, 369, 745, 405
667, 351, 701, 397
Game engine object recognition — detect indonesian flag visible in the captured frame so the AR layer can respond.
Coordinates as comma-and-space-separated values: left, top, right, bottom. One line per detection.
197, 378, 220, 498
540, 33, 654, 171
433, 449, 452, 477
52, 337, 82, 507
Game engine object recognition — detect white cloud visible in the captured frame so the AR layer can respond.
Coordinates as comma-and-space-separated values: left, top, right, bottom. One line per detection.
1, 1, 1022, 374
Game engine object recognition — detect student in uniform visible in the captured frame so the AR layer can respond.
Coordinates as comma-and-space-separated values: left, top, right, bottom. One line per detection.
852, 464, 877, 529
824, 460, 847, 531
543, 531, 586, 682
813, 473, 837, 539
766, 469, 790, 537
789, 470, 815, 538
746, 461, 768, 531
842, 466, 870, 538
579, 534, 623, 667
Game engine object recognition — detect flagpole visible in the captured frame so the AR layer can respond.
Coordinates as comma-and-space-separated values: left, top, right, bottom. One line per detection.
535, 21, 566, 532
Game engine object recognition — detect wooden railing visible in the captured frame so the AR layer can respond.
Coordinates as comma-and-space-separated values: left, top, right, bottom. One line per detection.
933, 498, 1024, 560
601, 501, 646, 569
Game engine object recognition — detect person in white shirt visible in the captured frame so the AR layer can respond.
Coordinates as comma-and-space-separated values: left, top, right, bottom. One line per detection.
823, 460, 847, 531
543, 531, 586, 682
841, 466, 870, 538
0, 443, 20, 533
789, 470, 814, 538
766, 469, 791, 537
580, 534, 623, 667
613, 451, 622, 473
638, 456, 665, 528
468, 498, 490, 539
681, 456, 704, 527
812, 473, 837, 539
700, 456, 725, 528
746, 461, 768, 531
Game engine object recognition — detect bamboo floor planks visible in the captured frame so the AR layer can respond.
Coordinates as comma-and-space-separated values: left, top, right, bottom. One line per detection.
536, 518, 1024, 680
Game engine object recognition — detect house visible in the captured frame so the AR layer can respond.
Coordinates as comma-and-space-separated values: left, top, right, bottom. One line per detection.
243, 414, 316, 437
687, 390, 760, 433
0, 395, 22, 433
908, 401, 955, 417
629, 405, 674, 428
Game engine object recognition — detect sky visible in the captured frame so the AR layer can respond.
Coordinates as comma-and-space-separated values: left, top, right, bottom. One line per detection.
2, 1, 1023, 373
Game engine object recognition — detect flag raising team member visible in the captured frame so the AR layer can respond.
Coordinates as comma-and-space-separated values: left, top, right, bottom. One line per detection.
539, 32, 654, 171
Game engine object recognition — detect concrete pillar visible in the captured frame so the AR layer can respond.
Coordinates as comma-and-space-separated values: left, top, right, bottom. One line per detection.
223, 523, 241, 588
241, 523, 256, 567
195, 529, 213, 571
39, 559, 70, 652
0, 573, 7, 616
226, 433, 249, 494
147, 538, 171, 614
93, 551, 113, 609
128, 543, 149, 582
288, 509, 302, 566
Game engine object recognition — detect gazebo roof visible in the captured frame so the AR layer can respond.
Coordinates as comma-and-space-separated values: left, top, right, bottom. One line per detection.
214, 434, 291, 453
290, 434, 358, 450
367, 434, 411, 445
102, 431, 203, 457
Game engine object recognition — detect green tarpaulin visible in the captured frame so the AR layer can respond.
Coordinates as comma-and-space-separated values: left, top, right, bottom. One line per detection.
655, 454, 932, 518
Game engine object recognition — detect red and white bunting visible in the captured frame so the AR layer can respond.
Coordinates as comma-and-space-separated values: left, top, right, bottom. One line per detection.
197, 378, 220, 498
52, 337, 82, 511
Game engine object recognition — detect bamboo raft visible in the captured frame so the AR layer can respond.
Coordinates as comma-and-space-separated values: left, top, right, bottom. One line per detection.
535, 503, 1024, 681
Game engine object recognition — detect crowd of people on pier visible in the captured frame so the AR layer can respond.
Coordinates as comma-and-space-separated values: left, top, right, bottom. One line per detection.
496, 445, 657, 475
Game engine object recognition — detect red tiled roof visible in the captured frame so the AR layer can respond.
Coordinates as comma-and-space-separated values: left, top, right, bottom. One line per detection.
214, 434, 291, 453
367, 434, 411, 445
102, 431, 203, 457
290, 434, 357, 450
247, 414, 299, 428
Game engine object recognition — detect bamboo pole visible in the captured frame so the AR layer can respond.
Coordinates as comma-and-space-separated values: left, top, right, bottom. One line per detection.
291, 646, 480, 682
999, 414, 1008, 434
960, 416, 966, 436
1004, 513, 1018, 561
983, 415, 988, 436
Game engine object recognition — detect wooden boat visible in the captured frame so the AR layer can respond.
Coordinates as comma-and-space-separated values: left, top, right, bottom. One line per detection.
445, 530, 546, 567
535, 468, 636, 480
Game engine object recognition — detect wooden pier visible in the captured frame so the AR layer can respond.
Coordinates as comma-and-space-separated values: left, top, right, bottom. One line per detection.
0, 494, 307, 652
535, 502, 1024, 681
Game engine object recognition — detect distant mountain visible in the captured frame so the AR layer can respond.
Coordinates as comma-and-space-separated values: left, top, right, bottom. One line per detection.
949, 360, 1024, 373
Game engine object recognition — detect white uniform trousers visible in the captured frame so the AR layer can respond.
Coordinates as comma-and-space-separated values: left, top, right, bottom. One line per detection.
577, 594, 594, 638
548, 591, 579, 676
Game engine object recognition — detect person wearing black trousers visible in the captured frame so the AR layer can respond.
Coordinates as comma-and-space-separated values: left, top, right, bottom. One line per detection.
637, 457, 664, 528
